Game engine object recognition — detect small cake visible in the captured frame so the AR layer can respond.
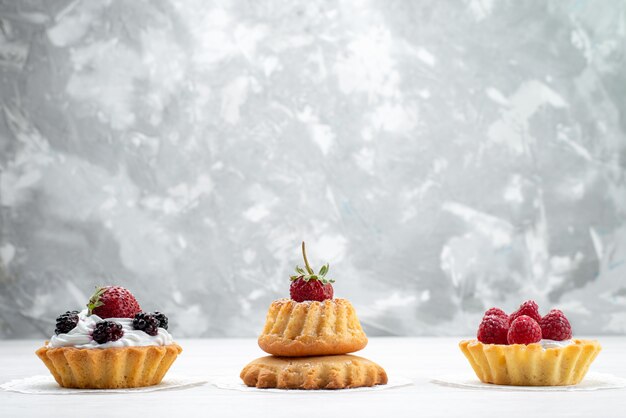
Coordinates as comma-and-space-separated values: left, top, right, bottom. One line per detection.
257, 243, 368, 357
242, 242, 387, 390
258, 298, 367, 357
459, 300, 601, 386
36, 286, 182, 389
241, 355, 388, 390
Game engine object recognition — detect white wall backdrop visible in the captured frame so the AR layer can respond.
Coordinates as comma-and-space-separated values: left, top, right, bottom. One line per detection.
1, 0, 626, 338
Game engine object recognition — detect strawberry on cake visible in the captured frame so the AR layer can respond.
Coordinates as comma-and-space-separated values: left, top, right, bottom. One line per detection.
460, 300, 601, 386
36, 286, 182, 389
258, 242, 367, 357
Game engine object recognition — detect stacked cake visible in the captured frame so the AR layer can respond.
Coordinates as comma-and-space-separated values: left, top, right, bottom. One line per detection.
240, 243, 388, 390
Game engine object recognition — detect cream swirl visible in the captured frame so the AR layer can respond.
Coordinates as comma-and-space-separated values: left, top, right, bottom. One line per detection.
48, 310, 173, 349
539, 339, 573, 349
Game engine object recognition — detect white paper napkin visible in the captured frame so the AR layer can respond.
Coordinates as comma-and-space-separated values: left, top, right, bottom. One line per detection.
210, 375, 413, 393
431, 372, 626, 392
0, 375, 207, 394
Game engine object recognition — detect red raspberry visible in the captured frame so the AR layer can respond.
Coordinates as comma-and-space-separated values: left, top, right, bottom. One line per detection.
507, 315, 542, 345
483, 307, 508, 321
509, 300, 541, 324
539, 309, 572, 341
477, 315, 509, 345
290, 277, 333, 302
86, 286, 142, 319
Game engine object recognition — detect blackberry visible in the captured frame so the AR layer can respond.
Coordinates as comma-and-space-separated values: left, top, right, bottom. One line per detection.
92, 321, 124, 344
152, 311, 168, 330
55, 311, 80, 335
132, 312, 160, 336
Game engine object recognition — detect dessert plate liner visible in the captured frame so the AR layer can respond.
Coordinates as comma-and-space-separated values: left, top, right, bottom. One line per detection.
431, 372, 626, 392
210, 375, 412, 393
0, 375, 207, 394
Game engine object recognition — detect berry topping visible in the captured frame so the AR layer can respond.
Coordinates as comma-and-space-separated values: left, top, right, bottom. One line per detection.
289, 242, 335, 303
152, 311, 169, 330
55, 311, 80, 335
86, 286, 142, 319
477, 315, 509, 344
92, 320, 124, 344
507, 315, 542, 345
483, 307, 508, 321
132, 312, 160, 336
290, 279, 334, 303
539, 309, 572, 341
509, 300, 541, 324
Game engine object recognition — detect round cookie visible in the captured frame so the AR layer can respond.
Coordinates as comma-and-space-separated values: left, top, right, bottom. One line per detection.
240, 355, 388, 390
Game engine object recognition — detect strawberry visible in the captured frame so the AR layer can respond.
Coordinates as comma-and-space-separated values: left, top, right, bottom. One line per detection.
509, 300, 541, 324
289, 242, 335, 302
87, 286, 142, 319
477, 314, 509, 344
290, 278, 334, 302
507, 315, 542, 345
539, 309, 572, 341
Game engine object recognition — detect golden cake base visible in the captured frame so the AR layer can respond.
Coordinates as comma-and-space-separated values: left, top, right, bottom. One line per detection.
459, 339, 601, 386
36, 343, 183, 389
240, 354, 387, 390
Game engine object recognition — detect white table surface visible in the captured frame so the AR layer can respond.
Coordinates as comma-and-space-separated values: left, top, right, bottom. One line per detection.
1, 337, 625, 418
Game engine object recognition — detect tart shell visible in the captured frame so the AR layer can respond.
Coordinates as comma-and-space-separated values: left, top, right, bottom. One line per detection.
459, 339, 601, 386
35, 343, 183, 389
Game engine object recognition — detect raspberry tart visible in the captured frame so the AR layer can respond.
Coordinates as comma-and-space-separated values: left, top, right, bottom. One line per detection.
36, 286, 182, 389
459, 300, 601, 386
257, 242, 368, 357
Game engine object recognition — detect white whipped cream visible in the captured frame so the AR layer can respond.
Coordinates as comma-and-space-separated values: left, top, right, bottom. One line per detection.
48, 310, 173, 349
538, 339, 573, 349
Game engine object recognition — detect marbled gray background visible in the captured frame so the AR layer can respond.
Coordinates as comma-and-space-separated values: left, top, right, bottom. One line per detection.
1, 0, 625, 339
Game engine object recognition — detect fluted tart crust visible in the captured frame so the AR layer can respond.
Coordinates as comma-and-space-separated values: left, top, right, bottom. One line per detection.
35, 343, 183, 389
258, 298, 368, 357
459, 339, 601, 386
241, 355, 387, 389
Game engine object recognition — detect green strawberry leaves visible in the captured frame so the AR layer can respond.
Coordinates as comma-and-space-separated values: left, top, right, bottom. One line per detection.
290, 242, 335, 285
318, 263, 329, 276
86, 286, 106, 315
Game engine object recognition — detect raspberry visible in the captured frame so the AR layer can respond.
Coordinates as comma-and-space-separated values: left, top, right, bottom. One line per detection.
55, 311, 80, 335
539, 309, 572, 341
483, 307, 508, 321
289, 242, 335, 302
477, 315, 509, 344
509, 300, 541, 324
507, 315, 542, 345
132, 312, 160, 336
152, 311, 169, 330
290, 277, 334, 302
92, 320, 124, 344
87, 286, 142, 319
